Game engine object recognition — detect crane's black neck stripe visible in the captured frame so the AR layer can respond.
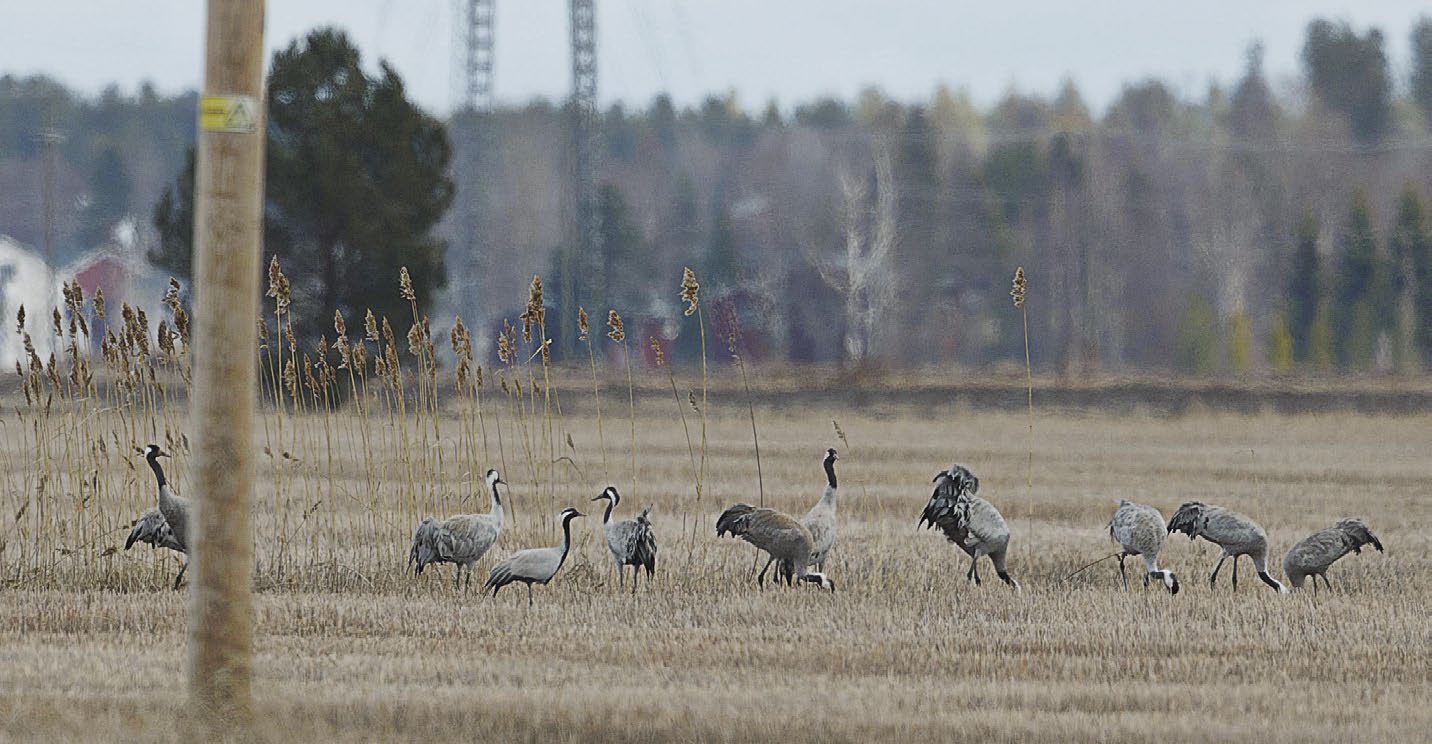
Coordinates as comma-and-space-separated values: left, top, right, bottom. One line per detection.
146, 451, 167, 488
602, 498, 614, 524
824, 454, 837, 490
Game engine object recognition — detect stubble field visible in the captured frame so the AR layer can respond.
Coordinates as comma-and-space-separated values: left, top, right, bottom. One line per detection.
0, 391, 1428, 743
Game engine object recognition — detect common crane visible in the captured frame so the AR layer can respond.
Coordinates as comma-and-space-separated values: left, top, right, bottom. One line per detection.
757, 447, 840, 581
918, 464, 1019, 590
1167, 501, 1288, 593
1108, 499, 1179, 594
1282, 518, 1383, 593
124, 507, 187, 590
591, 486, 657, 593
716, 503, 835, 591
484, 507, 585, 605
409, 469, 507, 591
141, 444, 190, 589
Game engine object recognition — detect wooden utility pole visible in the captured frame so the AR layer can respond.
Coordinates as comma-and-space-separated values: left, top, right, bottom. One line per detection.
188, 0, 264, 734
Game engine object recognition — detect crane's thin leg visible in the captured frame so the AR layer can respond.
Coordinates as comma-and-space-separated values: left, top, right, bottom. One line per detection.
454, 565, 461, 591
1209, 553, 1229, 587
757, 556, 774, 585
1118, 554, 1129, 591
991, 551, 1018, 590
968, 556, 982, 585
173, 561, 188, 591
1256, 570, 1283, 592
526, 583, 534, 607
631, 566, 638, 595
465, 565, 473, 592
1231, 554, 1240, 591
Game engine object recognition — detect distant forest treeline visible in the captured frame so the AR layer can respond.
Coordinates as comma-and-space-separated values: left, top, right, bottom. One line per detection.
5, 17, 1432, 373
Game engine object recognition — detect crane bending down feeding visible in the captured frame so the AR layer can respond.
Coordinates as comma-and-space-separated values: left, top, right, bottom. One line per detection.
591, 486, 657, 593
1167, 501, 1288, 594
716, 503, 835, 592
919, 464, 1020, 590
124, 507, 187, 589
1282, 518, 1383, 593
757, 447, 840, 581
1108, 499, 1179, 594
409, 469, 507, 590
132, 444, 189, 590
484, 507, 585, 605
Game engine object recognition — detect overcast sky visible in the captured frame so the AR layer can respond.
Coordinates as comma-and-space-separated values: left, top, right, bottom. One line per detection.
4, 1, 1429, 116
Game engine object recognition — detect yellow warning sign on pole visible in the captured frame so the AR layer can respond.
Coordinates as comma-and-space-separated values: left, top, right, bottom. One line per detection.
199, 94, 260, 133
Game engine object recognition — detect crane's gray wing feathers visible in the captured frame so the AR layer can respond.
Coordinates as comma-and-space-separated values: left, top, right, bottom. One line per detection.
918, 473, 970, 549
409, 517, 453, 574
717, 503, 810, 560
125, 508, 184, 553
1283, 527, 1345, 576
157, 490, 191, 550
1200, 508, 1267, 553
1110, 501, 1165, 555
960, 496, 1009, 548
1335, 519, 1383, 554
1166, 502, 1206, 540
629, 507, 657, 575
443, 513, 500, 564
486, 547, 562, 588
1284, 519, 1383, 578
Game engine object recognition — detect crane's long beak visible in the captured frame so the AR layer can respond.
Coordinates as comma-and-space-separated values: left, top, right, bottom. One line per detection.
590, 495, 607, 502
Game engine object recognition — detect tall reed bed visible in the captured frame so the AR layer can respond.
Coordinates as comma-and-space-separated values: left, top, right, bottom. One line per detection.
0, 262, 749, 592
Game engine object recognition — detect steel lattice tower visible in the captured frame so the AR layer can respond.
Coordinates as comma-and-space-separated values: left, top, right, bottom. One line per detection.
456, 0, 495, 111
561, 0, 601, 355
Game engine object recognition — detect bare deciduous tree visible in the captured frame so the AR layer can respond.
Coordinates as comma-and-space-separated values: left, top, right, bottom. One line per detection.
804, 145, 897, 366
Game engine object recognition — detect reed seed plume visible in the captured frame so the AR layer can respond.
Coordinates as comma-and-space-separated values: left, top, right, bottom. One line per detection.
497, 321, 513, 364
608, 308, 636, 496
680, 268, 710, 502
398, 266, 416, 302
1012, 265, 1033, 495
606, 310, 625, 342
680, 267, 700, 316
267, 255, 291, 312
521, 275, 545, 346
364, 310, 378, 342
162, 277, 181, 310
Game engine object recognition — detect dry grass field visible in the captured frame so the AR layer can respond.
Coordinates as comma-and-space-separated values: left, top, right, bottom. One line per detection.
1, 397, 1429, 743
0, 276, 1427, 741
